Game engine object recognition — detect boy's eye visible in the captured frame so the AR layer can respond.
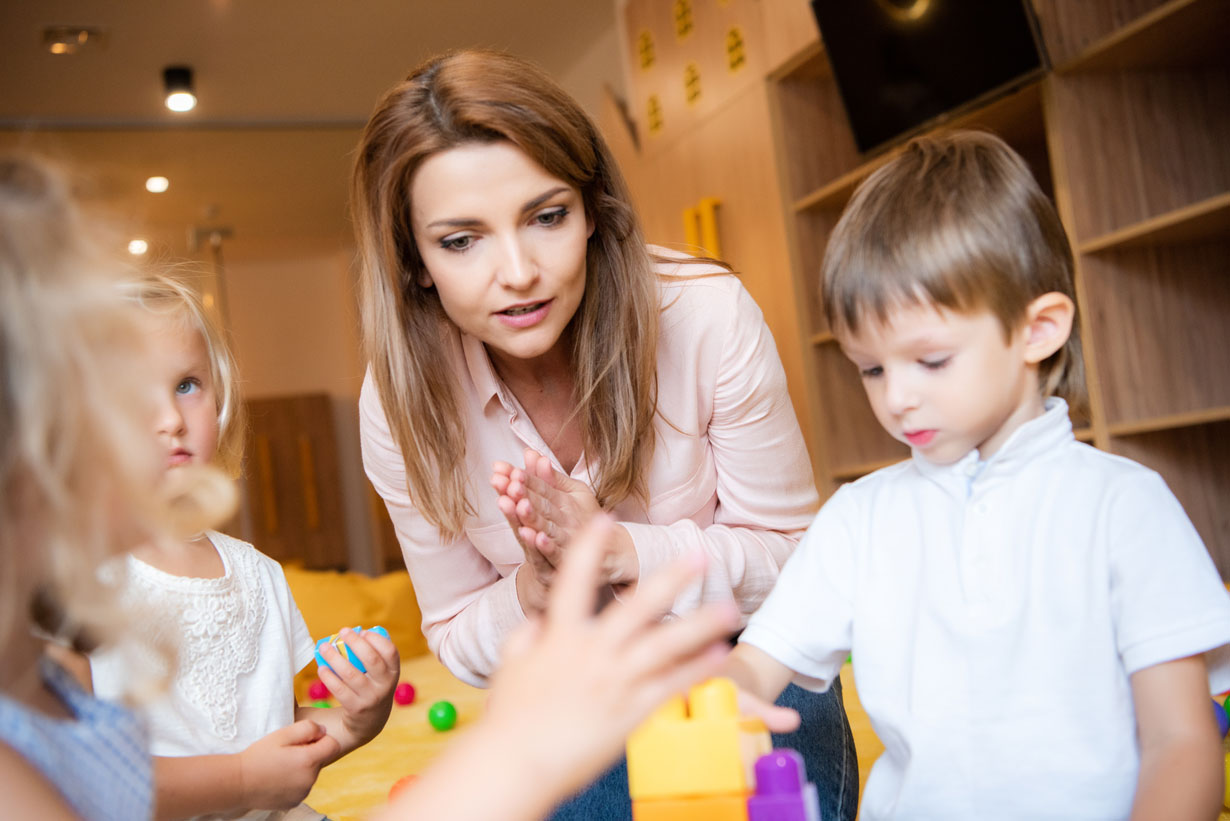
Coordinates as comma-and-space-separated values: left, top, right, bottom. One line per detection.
440, 234, 474, 252
859, 365, 883, 379
921, 357, 951, 370
533, 207, 568, 227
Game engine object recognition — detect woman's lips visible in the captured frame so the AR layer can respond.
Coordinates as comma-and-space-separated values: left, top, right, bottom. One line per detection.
496, 299, 552, 328
904, 430, 936, 446
168, 450, 192, 467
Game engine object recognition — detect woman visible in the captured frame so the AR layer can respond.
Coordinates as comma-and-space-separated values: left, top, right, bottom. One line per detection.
352, 49, 857, 820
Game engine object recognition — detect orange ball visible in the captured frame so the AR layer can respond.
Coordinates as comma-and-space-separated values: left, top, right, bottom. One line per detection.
389, 773, 418, 801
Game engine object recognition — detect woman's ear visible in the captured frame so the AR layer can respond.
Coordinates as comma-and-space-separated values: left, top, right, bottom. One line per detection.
417, 269, 434, 288
1022, 292, 1074, 365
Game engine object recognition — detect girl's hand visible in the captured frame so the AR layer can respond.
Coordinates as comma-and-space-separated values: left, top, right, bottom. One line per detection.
484, 515, 740, 800
503, 448, 640, 586
238, 720, 340, 809
315, 628, 401, 749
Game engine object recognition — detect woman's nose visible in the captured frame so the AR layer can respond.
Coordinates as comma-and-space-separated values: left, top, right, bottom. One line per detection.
495, 236, 537, 290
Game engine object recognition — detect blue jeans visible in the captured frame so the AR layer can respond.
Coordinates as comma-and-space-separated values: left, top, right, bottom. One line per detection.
547, 679, 858, 820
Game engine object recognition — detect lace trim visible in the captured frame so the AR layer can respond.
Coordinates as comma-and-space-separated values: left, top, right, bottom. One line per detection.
126, 532, 267, 741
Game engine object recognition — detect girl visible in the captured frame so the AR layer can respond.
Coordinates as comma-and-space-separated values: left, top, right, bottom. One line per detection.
88, 275, 400, 820
0, 155, 227, 819
352, 48, 857, 819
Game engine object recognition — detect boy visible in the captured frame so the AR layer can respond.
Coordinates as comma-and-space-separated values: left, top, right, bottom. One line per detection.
726, 131, 1230, 819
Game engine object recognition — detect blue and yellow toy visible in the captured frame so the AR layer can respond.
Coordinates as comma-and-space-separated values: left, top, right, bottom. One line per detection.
314, 625, 389, 673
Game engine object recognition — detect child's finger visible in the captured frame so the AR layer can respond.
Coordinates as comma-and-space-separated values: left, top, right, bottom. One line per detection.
276, 718, 327, 746
598, 549, 706, 646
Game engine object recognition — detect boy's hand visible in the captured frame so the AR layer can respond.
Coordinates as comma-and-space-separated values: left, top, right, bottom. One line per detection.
316, 627, 400, 748
736, 688, 801, 734
238, 720, 339, 809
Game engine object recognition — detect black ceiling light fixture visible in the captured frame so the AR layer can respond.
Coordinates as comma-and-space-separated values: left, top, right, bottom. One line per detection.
163, 65, 196, 112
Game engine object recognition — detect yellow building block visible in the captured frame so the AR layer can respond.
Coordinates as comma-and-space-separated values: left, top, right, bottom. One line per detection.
627, 677, 771, 801
633, 793, 750, 821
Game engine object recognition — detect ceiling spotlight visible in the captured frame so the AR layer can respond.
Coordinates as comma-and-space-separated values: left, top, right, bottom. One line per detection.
44, 26, 106, 55
128, 239, 149, 256
163, 66, 196, 112
145, 176, 170, 193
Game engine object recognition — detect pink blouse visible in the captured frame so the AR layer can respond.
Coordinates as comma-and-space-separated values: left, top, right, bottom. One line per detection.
360, 254, 820, 686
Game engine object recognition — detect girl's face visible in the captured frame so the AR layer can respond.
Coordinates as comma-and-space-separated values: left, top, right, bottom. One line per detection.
409, 140, 593, 373
145, 312, 220, 473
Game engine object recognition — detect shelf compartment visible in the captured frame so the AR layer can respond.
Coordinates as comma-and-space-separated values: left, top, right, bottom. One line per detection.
1080, 241, 1230, 426
1030, 0, 1172, 68
792, 82, 1052, 215
1054, 0, 1230, 74
1045, 65, 1230, 241
1110, 420, 1230, 577
768, 46, 860, 203
811, 344, 908, 472
1080, 191, 1230, 253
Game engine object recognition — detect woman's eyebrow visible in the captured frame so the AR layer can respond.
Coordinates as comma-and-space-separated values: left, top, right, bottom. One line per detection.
521, 186, 571, 214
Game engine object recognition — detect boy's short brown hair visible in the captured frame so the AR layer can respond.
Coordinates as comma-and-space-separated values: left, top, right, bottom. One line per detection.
821, 130, 1085, 412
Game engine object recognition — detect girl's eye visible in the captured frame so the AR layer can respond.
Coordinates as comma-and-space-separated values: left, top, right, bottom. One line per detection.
859, 365, 883, 379
440, 234, 474, 252
533, 207, 568, 227
176, 379, 199, 395
921, 357, 951, 371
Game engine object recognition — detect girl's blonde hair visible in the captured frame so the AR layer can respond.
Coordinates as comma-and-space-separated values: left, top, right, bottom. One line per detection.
124, 274, 247, 477
822, 130, 1086, 415
352, 49, 661, 540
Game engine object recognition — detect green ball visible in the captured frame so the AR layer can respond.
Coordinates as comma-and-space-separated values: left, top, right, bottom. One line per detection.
312, 699, 332, 709
427, 700, 457, 731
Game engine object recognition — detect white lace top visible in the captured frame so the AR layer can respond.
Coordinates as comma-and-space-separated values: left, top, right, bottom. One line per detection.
90, 531, 318, 820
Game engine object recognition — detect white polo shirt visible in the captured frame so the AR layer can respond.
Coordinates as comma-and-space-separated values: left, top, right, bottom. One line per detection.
740, 399, 1230, 820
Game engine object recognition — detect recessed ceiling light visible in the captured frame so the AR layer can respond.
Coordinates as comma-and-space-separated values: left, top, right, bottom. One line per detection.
128, 239, 149, 256
145, 176, 170, 193
163, 66, 197, 112
43, 26, 106, 55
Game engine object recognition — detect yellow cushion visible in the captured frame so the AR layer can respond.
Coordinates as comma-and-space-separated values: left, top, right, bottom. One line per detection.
282, 564, 429, 698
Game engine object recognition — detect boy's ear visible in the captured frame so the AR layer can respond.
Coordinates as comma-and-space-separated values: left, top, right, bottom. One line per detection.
1022, 292, 1074, 365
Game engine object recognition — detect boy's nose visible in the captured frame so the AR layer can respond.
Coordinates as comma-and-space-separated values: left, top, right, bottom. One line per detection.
883, 371, 918, 416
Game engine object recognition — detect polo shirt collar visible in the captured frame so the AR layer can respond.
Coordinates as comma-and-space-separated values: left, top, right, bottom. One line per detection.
913, 397, 1074, 496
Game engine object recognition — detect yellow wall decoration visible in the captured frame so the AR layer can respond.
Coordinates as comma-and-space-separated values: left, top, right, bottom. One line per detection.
683, 62, 702, 106
637, 30, 655, 70
682, 197, 722, 258
673, 0, 694, 41
725, 26, 747, 73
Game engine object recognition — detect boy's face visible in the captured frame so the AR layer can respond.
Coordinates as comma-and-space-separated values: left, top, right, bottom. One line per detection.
838, 302, 1045, 465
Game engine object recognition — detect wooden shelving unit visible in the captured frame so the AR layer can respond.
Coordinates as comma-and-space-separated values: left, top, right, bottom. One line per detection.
768, 0, 1229, 573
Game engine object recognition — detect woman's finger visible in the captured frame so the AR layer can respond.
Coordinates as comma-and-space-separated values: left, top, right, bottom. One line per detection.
543, 514, 613, 627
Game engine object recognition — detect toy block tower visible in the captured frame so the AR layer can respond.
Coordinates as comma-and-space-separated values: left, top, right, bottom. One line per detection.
627, 677, 771, 820
748, 749, 821, 821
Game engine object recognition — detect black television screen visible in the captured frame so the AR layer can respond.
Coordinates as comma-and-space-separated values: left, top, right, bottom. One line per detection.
809, 0, 1046, 153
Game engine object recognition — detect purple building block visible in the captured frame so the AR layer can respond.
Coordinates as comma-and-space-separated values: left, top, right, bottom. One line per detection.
747, 749, 821, 821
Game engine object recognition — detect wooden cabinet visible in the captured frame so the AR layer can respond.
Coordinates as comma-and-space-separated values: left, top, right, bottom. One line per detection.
242, 393, 349, 569
767, 0, 1230, 573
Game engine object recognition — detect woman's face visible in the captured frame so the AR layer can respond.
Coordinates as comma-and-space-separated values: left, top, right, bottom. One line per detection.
409, 140, 593, 372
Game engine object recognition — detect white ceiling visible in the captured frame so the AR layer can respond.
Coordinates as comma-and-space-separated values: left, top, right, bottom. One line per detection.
0, 0, 622, 257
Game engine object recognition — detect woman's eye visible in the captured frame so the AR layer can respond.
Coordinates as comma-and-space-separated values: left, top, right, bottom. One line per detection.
859, 365, 883, 379
534, 207, 568, 227
921, 357, 951, 371
440, 234, 474, 252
